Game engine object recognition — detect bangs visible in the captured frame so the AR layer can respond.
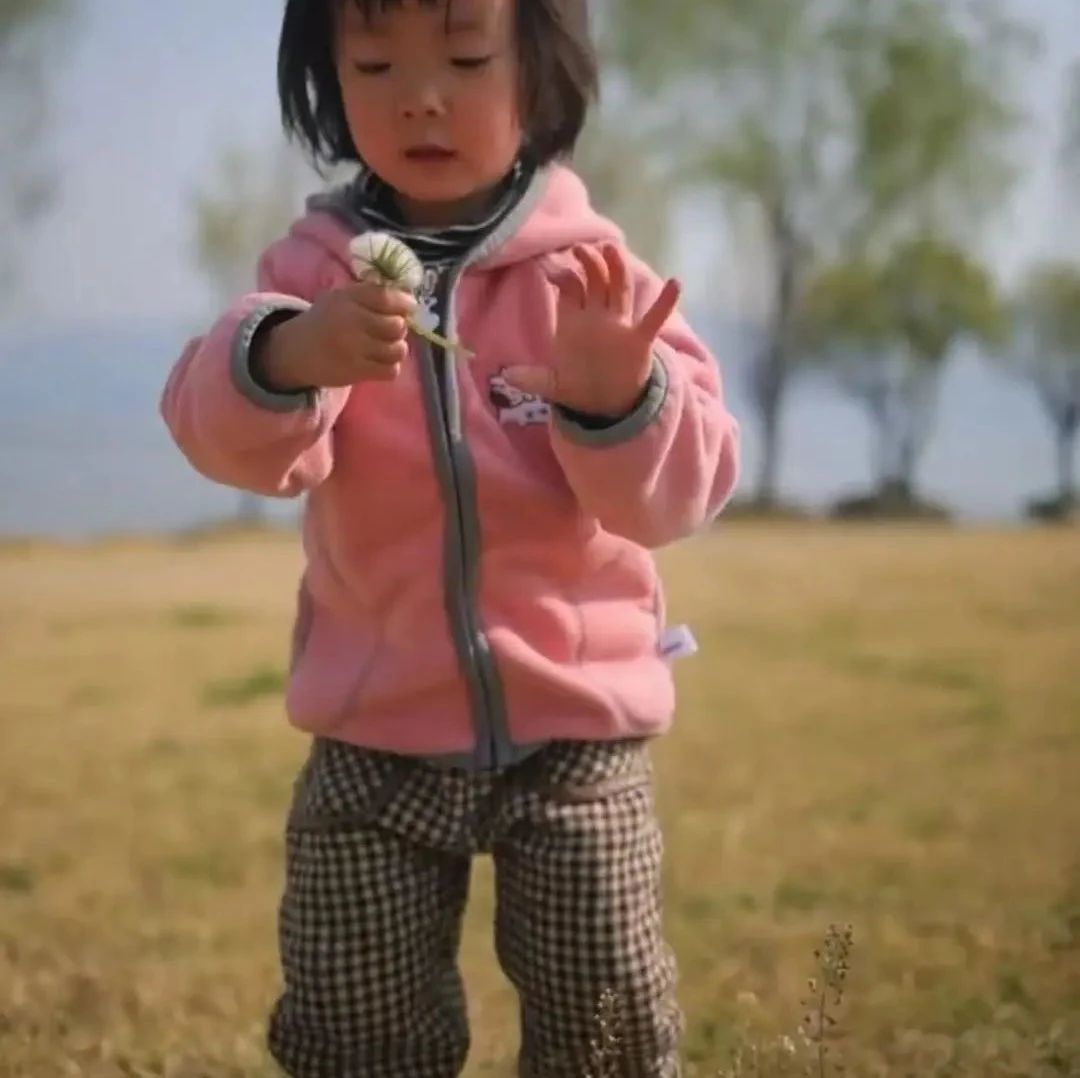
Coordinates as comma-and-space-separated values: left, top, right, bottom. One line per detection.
335, 0, 454, 30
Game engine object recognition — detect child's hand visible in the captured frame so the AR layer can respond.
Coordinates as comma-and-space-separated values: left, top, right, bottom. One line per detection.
503, 244, 681, 418
253, 281, 418, 392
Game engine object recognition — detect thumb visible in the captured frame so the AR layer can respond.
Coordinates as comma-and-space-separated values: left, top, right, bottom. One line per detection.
502, 364, 557, 400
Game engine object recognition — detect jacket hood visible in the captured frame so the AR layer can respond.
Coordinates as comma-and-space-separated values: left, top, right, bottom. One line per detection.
293, 163, 625, 275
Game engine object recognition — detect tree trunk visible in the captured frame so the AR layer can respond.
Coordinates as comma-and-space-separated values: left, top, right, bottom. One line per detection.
1056, 408, 1078, 506
752, 204, 799, 508
871, 385, 906, 501
753, 332, 785, 508
866, 391, 891, 492
884, 365, 938, 505
893, 424, 918, 504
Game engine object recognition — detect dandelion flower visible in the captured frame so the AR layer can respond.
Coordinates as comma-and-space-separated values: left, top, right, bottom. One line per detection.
348, 232, 473, 360
349, 232, 424, 292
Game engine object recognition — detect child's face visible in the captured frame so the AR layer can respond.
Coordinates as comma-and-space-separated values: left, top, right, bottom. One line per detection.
336, 0, 523, 227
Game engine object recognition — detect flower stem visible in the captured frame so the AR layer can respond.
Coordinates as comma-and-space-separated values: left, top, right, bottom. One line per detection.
408, 319, 474, 361
817, 987, 827, 1078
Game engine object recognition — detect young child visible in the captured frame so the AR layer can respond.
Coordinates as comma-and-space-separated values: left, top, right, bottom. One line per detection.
161, 0, 739, 1074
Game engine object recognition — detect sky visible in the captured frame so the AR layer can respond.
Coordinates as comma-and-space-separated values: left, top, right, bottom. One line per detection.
5, 0, 1080, 330
1, 1, 1078, 534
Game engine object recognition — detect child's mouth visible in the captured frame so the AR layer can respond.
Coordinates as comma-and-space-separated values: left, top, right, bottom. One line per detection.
404, 146, 457, 163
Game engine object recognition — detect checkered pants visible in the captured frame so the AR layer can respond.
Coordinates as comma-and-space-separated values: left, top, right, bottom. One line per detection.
267, 735, 684, 1077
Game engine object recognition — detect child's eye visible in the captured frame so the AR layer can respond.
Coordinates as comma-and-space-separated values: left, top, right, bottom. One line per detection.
451, 56, 492, 70
354, 61, 391, 75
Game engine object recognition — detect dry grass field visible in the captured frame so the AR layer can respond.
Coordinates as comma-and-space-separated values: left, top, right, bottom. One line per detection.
1, 523, 1078, 1076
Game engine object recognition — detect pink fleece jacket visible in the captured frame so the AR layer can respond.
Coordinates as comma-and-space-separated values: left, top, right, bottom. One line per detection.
161, 164, 740, 771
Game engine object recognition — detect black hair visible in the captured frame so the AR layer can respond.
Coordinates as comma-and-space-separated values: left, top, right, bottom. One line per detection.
278, 0, 598, 169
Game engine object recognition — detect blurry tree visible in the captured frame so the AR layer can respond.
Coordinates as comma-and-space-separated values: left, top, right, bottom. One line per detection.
575, 3, 680, 280
1064, 60, 1080, 184
606, 0, 1032, 509
0, 0, 73, 300
189, 138, 309, 524
801, 238, 1004, 511
1061, 59, 1080, 252
190, 139, 308, 305
572, 112, 674, 272
989, 64, 1080, 520
1001, 266, 1080, 517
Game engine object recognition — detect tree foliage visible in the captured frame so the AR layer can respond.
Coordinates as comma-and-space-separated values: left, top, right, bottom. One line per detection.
801, 238, 1003, 497
603, 0, 1033, 506
0, 0, 72, 297
1063, 59, 1080, 183
1004, 262, 1080, 507
189, 138, 310, 523
571, 111, 675, 273
190, 139, 309, 304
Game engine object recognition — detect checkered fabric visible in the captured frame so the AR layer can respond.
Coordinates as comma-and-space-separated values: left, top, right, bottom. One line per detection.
267, 735, 684, 1077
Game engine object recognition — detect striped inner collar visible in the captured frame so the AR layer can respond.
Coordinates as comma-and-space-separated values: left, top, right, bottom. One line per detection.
349, 159, 533, 268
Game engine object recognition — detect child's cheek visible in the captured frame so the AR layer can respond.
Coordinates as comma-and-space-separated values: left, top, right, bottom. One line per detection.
461, 75, 521, 154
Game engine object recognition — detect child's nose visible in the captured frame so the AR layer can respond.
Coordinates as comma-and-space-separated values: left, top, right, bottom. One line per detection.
400, 80, 446, 120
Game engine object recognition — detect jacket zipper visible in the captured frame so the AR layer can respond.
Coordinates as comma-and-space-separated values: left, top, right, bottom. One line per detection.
431, 267, 501, 770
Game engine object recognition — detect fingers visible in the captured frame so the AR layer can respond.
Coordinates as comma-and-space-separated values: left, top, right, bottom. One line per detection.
336, 283, 412, 366
602, 244, 632, 318
555, 244, 612, 311
334, 316, 408, 379
345, 279, 418, 317
361, 308, 409, 344
636, 278, 682, 344
566, 244, 631, 317
572, 245, 610, 305
362, 338, 409, 367
554, 270, 588, 310
355, 352, 406, 381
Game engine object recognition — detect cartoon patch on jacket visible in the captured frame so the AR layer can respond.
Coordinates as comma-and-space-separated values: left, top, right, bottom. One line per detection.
488, 369, 552, 427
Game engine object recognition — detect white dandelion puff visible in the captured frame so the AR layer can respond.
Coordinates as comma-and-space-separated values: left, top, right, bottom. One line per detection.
349, 231, 424, 292
348, 232, 474, 360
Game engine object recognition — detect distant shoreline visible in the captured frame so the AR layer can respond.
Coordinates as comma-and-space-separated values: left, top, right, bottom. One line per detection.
2, 514, 1059, 557
2, 318, 1075, 532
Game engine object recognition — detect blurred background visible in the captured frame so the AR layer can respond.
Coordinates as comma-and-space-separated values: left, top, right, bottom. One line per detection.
1, 3, 1079, 1077
1, 0, 1078, 536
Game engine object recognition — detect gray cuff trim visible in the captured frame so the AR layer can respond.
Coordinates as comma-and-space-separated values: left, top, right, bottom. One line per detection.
230, 300, 316, 414
553, 355, 669, 448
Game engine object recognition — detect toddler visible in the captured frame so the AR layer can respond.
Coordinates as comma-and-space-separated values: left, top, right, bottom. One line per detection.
160, 0, 740, 1074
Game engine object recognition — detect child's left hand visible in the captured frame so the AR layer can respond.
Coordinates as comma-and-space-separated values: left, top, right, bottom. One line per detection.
502, 244, 681, 419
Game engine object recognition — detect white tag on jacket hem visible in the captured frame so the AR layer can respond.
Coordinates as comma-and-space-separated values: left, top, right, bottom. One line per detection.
658, 624, 699, 662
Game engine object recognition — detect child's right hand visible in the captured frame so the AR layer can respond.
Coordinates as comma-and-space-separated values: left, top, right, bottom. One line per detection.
253, 281, 418, 392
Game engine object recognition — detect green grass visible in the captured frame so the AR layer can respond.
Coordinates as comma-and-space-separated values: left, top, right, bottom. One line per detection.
1, 524, 1078, 1076
203, 664, 287, 707
170, 602, 245, 629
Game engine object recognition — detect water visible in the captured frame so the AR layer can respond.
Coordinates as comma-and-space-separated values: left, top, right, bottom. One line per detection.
0, 315, 1066, 538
